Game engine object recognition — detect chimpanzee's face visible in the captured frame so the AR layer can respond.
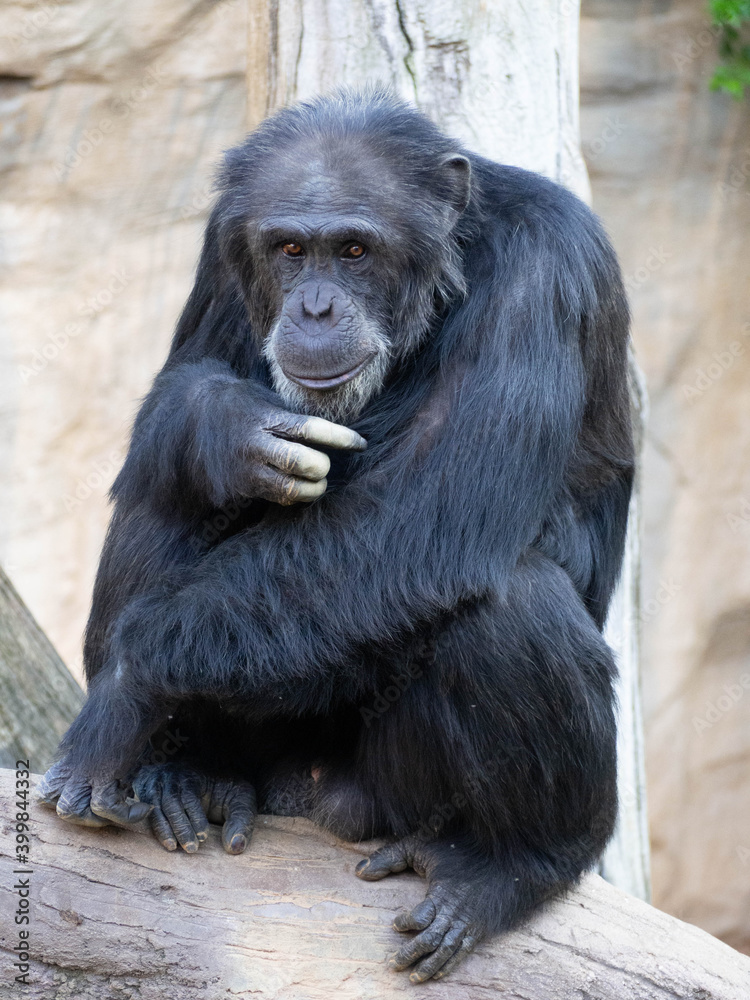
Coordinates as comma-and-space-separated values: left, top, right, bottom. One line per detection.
242, 142, 471, 422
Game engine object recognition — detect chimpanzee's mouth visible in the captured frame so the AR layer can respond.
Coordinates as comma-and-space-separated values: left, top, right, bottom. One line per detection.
284, 354, 375, 390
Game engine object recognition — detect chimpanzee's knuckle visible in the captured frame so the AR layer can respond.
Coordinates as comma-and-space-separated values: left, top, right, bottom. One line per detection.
270, 441, 298, 473
281, 477, 301, 502
57, 784, 91, 818
267, 410, 305, 439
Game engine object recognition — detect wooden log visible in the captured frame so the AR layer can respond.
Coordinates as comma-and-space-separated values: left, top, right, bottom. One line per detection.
1, 771, 747, 999
0, 568, 83, 772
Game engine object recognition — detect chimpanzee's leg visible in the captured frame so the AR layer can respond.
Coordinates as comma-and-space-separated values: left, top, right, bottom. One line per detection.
37, 499, 265, 829
350, 550, 617, 982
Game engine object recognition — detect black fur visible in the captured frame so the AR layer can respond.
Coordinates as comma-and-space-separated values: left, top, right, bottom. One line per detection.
55, 90, 633, 970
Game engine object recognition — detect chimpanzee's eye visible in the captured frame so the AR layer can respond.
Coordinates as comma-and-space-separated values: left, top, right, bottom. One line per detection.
281, 242, 305, 258
342, 243, 367, 260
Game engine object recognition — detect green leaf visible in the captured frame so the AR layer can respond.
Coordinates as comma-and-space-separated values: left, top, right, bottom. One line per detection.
710, 0, 750, 26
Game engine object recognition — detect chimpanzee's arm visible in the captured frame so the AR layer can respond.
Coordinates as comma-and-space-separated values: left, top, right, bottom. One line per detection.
113, 358, 365, 515
109, 194, 632, 717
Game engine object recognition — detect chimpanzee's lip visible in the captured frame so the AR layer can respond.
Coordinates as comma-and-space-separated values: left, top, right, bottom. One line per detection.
284, 354, 374, 390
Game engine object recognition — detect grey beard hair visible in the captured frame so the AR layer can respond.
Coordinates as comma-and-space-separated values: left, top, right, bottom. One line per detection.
263, 334, 391, 424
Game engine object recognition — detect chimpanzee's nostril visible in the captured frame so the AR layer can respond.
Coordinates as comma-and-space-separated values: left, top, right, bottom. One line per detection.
301, 285, 335, 320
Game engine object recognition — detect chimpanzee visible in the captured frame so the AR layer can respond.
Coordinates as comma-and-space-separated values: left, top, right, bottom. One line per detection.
38, 89, 633, 982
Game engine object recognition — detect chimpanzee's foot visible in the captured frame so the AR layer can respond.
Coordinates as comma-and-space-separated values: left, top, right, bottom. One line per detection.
36, 758, 152, 828
355, 836, 490, 982
132, 763, 256, 855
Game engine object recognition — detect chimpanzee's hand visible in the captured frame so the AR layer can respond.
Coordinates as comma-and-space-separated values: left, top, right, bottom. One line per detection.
244, 408, 367, 505
133, 763, 257, 855
36, 758, 152, 828
128, 363, 368, 509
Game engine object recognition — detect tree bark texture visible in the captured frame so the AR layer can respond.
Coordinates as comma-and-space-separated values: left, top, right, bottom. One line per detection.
0, 568, 83, 773
0, 771, 747, 1000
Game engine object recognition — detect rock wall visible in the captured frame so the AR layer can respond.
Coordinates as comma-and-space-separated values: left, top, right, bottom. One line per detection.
581, 0, 750, 953
0, 0, 247, 675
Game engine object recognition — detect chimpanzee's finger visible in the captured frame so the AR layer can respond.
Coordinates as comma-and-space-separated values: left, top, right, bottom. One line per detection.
179, 782, 210, 844
35, 760, 70, 807
56, 776, 110, 827
149, 805, 178, 851
253, 464, 327, 505
159, 785, 200, 853
355, 841, 410, 880
389, 913, 452, 971
431, 932, 479, 979
406, 921, 470, 982
268, 441, 331, 481
393, 897, 437, 931
90, 780, 153, 826
220, 781, 257, 855
270, 413, 367, 452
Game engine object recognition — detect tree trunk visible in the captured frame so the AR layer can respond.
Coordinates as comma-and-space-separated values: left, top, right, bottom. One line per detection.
2, 771, 747, 1000
0, 567, 83, 772
247, 0, 650, 900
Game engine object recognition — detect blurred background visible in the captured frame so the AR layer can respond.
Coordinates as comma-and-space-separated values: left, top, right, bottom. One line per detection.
0, 0, 748, 957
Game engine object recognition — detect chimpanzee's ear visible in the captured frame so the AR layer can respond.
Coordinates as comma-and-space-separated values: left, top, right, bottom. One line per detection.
439, 154, 472, 215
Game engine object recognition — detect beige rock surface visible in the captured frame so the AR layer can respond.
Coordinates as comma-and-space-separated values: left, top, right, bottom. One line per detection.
581, 0, 750, 952
0, 0, 247, 677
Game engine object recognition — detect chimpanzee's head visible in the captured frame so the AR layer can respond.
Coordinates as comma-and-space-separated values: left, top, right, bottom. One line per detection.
215, 90, 472, 422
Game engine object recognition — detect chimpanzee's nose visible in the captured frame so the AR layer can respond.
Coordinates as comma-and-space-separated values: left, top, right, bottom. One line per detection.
301, 282, 336, 320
